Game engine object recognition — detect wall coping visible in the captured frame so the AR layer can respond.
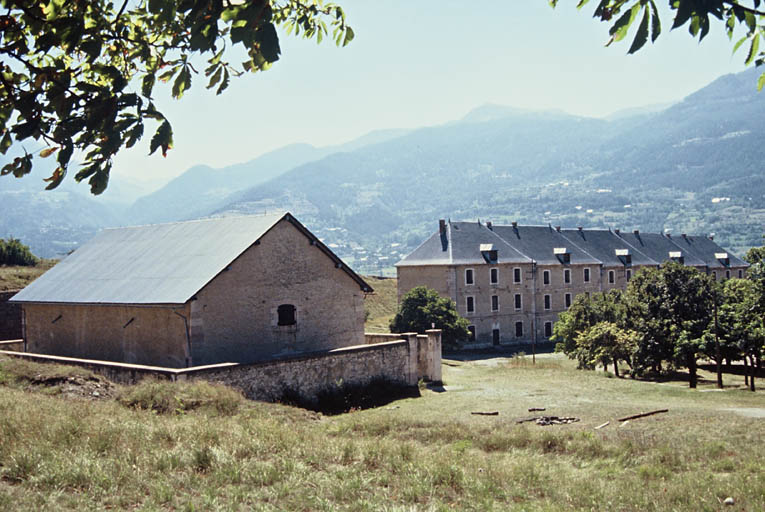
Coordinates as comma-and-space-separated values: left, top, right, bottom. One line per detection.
0, 339, 23, 345
0, 339, 409, 377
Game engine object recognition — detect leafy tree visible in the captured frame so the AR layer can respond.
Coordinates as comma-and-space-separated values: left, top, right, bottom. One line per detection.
718, 277, 764, 391
0, 237, 38, 266
744, 237, 765, 265
574, 321, 637, 376
389, 286, 470, 348
0, 0, 353, 193
553, 289, 630, 370
551, 1, 765, 89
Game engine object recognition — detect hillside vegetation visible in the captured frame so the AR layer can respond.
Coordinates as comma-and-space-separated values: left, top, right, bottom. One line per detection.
0, 353, 762, 510
363, 276, 398, 333
0, 261, 54, 292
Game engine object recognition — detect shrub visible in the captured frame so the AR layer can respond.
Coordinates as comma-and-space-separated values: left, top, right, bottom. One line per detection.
117, 379, 244, 415
0, 237, 38, 266
389, 286, 470, 347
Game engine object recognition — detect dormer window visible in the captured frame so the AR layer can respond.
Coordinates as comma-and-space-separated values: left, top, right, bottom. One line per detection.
554, 247, 570, 264
715, 252, 730, 266
615, 248, 632, 266
480, 244, 498, 263
669, 251, 684, 264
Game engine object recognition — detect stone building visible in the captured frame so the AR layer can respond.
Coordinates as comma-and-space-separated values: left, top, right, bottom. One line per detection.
396, 220, 749, 348
10, 212, 373, 368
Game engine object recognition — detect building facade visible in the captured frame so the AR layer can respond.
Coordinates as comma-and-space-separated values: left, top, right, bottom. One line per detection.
11, 212, 373, 368
397, 220, 749, 348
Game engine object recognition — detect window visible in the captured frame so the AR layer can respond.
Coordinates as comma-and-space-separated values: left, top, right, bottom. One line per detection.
515, 321, 523, 338
608, 270, 615, 284
543, 270, 550, 285
583, 268, 590, 283
513, 267, 522, 283
712, 271, 717, 281
490, 267, 498, 285
492, 328, 500, 346
277, 304, 296, 326
544, 321, 553, 338
725, 270, 731, 279
468, 325, 476, 342
565, 293, 572, 308
465, 268, 474, 285
564, 269, 571, 284
626, 269, 632, 281
738, 270, 743, 278
544, 294, 551, 310
491, 295, 499, 312
466, 296, 474, 314
514, 293, 522, 310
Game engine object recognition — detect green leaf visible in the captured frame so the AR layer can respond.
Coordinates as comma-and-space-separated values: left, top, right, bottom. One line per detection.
0, 131, 12, 155
342, 26, 354, 47
628, 7, 650, 54
746, 32, 760, 66
649, 1, 661, 43
206, 66, 223, 89
758, 72, 765, 91
672, 0, 693, 29
171, 67, 192, 99
608, 3, 641, 45
149, 120, 173, 157
39, 147, 57, 158
125, 123, 144, 149
142, 74, 156, 98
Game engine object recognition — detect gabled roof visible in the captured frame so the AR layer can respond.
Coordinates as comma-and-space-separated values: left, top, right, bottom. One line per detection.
396, 221, 531, 267
560, 229, 655, 267
490, 225, 600, 265
613, 231, 706, 267
669, 234, 749, 269
12, 212, 371, 305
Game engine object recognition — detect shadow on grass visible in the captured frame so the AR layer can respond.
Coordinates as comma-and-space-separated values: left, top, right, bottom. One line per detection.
279, 378, 421, 415
445, 342, 557, 362
698, 363, 764, 378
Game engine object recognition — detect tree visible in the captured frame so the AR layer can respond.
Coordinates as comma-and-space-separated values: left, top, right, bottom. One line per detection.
744, 237, 765, 265
0, 0, 353, 193
389, 286, 470, 348
574, 321, 637, 377
551, 1, 765, 89
718, 277, 764, 391
0, 237, 38, 266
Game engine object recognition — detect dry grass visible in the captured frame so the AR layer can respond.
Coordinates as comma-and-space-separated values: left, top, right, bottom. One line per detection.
0, 260, 56, 291
363, 276, 398, 333
0, 353, 762, 510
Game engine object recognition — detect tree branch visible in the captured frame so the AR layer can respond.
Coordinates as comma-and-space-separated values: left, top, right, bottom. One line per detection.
723, 1, 765, 16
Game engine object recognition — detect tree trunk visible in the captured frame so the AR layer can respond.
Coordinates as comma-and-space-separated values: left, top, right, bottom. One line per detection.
687, 353, 697, 389
749, 355, 756, 392
744, 358, 749, 388
726, 357, 732, 368
715, 353, 723, 389
613, 358, 619, 378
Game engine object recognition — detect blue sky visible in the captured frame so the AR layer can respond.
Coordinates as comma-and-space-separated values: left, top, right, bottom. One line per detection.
108, 0, 748, 193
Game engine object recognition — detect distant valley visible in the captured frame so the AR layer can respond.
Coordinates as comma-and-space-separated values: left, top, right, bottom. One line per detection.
2, 68, 763, 273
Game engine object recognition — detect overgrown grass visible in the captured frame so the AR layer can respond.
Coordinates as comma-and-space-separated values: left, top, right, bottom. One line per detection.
363, 276, 398, 333
0, 259, 56, 291
0, 353, 762, 510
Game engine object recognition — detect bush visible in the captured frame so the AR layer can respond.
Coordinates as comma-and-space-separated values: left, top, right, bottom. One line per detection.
0, 237, 38, 266
389, 286, 470, 348
117, 379, 244, 415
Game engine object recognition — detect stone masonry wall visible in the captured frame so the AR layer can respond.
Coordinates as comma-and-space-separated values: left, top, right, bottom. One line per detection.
0, 291, 22, 341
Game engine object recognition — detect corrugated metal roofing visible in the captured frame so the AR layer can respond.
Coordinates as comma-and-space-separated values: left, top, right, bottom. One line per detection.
11, 212, 372, 305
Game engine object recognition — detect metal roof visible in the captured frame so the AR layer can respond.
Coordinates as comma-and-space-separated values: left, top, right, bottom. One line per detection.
11, 212, 372, 305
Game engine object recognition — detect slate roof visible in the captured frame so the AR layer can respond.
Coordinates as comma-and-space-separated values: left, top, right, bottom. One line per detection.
12, 212, 372, 305
397, 220, 747, 271
668, 234, 749, 269
560, 229, 655, 267
397, 221, 531, 266
614, 231, 706, 267
489, 225, 600, 266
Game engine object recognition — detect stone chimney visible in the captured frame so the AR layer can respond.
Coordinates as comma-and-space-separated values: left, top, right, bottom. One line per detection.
486, 221, 492, 230
439, 219, 446, 235
614, 229, 620, 235
511, 221, 518, 228
555, 226, 561, 232
633, 230, 639, 235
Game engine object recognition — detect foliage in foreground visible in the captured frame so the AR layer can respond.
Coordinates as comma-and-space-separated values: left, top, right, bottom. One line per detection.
389, 286, 470, 347
0, 0, 354, 193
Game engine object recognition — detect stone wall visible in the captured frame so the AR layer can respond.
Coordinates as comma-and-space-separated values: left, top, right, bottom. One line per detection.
0, 330, 443, 402
0, 290, 22, 341
0, 340, 23, 351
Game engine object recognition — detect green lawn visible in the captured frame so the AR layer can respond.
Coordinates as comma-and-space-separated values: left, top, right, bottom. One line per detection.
0, 353, 762, 510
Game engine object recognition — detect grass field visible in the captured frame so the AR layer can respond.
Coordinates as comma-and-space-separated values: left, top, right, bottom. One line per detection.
0, 353, 762, 510
363, 276, 398, 333
0, 261, 55, 292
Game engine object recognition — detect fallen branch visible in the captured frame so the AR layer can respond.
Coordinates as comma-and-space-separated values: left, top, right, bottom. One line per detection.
528, 407, 546, 412
616, 409, 668, 422
594, 421, 610, 430
471, 411, 499, 416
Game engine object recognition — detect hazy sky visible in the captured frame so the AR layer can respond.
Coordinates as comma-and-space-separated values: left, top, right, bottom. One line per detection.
108, 0, 748, 191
